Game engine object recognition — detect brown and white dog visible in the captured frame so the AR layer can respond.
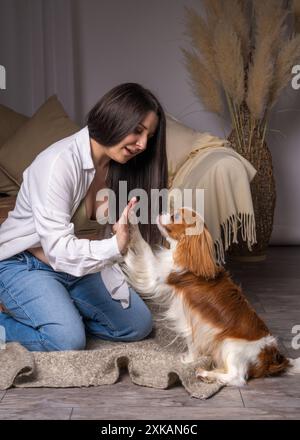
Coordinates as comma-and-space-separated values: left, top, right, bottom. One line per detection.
120, 207, 300, 386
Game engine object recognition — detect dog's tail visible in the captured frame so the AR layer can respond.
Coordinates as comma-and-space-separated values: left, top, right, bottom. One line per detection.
287, 357, 300, 374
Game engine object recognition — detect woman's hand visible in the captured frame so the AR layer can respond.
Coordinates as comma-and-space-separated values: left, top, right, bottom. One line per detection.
113, 197, 138, 255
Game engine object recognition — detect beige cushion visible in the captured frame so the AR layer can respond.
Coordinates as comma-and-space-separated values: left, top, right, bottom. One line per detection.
0, 95, 79, 196
166, 113, 202, 179
0, 105, 29, 146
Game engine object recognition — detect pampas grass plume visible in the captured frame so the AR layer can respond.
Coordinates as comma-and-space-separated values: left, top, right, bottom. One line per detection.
213, 21, 245, 105
182, 48, 224, 115
246, 36, 275, 120
184, 7, 217, 80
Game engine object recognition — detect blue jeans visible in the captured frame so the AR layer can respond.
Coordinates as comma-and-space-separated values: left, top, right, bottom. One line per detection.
0, 251, 153, 352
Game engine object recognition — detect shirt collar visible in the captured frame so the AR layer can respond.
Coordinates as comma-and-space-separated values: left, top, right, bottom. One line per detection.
75, 126, 95, 170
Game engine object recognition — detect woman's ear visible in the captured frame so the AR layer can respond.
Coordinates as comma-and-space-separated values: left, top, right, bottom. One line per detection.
174, 225, 218, 279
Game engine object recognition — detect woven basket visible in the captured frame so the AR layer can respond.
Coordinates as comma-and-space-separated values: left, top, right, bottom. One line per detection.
227, 104, 276, 261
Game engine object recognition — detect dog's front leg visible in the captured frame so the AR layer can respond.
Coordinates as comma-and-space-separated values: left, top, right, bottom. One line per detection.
119, 213, 158, 296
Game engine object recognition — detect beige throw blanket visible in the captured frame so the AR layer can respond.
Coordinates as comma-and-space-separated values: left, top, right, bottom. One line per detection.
169, 133, 257, 263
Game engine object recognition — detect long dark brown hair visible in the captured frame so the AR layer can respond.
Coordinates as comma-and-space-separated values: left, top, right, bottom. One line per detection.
86, 83, 168, 247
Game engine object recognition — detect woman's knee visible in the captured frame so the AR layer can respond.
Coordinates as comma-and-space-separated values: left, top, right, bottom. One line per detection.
126, 299, 153, 341
84, 290, 153, 343
130, 317, 153, 341
40, 320, 86, 352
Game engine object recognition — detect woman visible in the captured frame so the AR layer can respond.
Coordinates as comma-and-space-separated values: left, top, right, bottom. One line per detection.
0, 83, 168, 351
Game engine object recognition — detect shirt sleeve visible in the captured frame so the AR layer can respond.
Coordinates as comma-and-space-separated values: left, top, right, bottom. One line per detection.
28, 150, 123, 277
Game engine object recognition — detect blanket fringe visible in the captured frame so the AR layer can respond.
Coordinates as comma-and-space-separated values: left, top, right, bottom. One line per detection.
215, 213, 257, 264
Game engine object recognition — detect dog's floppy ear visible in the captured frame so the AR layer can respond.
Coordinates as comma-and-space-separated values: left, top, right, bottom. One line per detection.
174, 224, 218, 279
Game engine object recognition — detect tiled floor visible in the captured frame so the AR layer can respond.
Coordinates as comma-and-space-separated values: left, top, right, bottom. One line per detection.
0, 246, 299, 420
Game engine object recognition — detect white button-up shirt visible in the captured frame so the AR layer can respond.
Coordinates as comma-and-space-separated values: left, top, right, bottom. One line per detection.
0, 126, 125, 278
